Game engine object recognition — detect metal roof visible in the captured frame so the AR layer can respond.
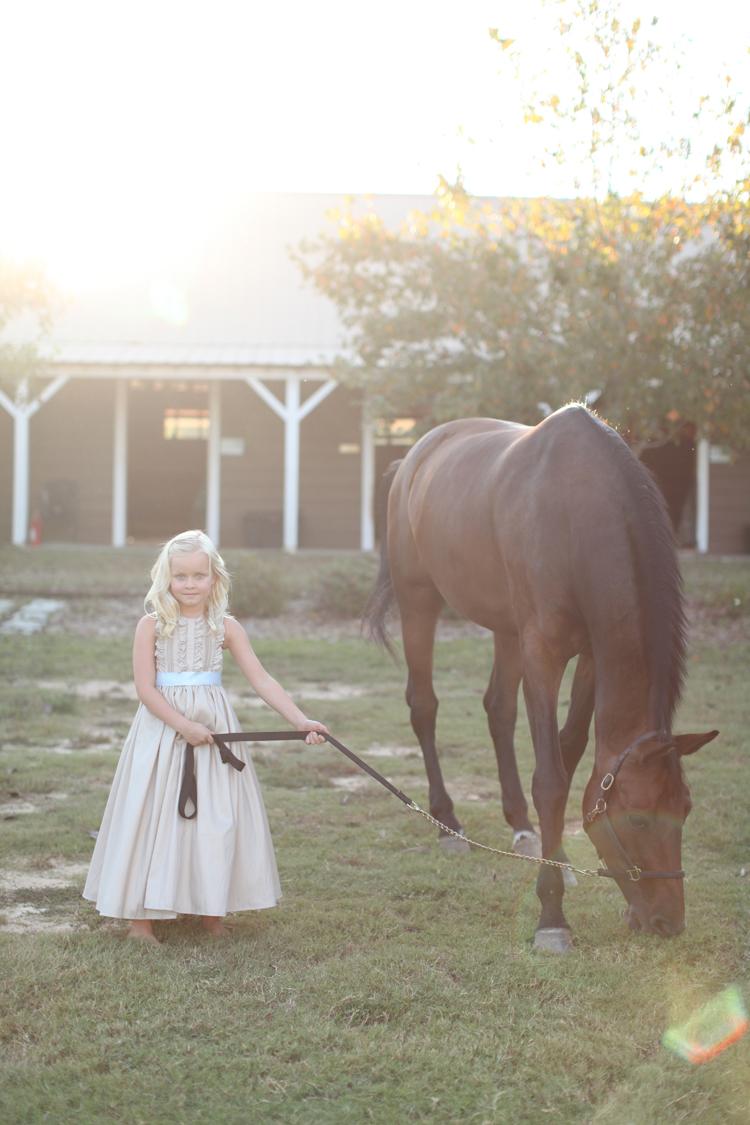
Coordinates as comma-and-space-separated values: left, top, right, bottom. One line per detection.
47, 192, 437, 369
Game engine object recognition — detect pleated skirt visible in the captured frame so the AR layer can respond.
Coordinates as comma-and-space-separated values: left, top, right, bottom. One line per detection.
83, 685, 281, 919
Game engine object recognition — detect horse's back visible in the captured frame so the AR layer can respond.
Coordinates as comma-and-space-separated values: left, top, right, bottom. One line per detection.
389, 417, 530, 627
388, 405, 643, 638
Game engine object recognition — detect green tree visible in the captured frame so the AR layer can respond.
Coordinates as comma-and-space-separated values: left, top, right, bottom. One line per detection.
0, 259, 55, 400
296, 1, 750, 448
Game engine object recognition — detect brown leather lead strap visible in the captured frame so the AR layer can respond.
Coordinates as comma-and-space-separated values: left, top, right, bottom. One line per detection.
178, 737, 246, 820
178, 743, 198, 820
177, 730, 414, 821
213, 735, 247, 772
214, 730, 414, 804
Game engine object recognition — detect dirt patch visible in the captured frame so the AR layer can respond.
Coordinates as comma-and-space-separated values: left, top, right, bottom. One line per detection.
0, 861, 89, 893
0, 792, 70, 819
0, 598, 66, 635
0, 800, 38, 817
36, 679, 137, 701
329, 772, 503, 805
0, 904, 80, 934
9, 734, 121, 756
331, 776, 373, 792
0, 859, 91, 934
48, 597, 143, 637
365, 743, 419, 758
295, 683, 367, 701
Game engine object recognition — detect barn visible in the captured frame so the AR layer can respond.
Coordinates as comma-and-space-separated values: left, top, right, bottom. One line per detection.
1, 192, 748, 554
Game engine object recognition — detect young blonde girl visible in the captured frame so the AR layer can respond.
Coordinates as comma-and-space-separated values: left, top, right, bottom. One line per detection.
83, 530, 327, 943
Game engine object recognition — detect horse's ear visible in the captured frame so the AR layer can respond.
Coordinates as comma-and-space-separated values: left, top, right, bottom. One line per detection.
673, 730, 720, 757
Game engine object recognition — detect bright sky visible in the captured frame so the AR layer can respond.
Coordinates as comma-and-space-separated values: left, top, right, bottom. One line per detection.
1, 0, 748, 291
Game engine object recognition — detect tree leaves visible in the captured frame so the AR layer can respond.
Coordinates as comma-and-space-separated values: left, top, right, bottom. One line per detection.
0, 261, 56, 400
295, 189, 749, 448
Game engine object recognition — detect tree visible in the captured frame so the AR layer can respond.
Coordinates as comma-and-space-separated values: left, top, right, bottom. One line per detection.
0, 259, 55, 400
295, 1, 750, 448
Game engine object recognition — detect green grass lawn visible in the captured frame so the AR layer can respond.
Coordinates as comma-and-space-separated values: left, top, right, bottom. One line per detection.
1, 552, 748, 1124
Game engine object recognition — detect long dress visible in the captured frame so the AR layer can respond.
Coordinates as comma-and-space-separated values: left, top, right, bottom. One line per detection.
83, 613, 281, 919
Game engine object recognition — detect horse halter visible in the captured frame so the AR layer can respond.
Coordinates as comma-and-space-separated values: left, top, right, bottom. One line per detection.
583, 730, 686, 883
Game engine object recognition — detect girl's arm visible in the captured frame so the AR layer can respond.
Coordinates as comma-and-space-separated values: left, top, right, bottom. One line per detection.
224, 617, 328, 744
132, 616, 214, 746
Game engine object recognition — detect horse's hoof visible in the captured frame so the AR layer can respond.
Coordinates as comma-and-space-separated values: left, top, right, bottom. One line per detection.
513, 830, 542, 859
439, 832, 470, 854
563, 868, 578, 889
533, 927, 573, 954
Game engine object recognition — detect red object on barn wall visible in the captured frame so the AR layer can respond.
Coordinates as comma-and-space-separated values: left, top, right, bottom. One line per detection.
28, 510, 43, 547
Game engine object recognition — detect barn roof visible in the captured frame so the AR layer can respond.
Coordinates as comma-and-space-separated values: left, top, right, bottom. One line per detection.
46, 192, 436, 368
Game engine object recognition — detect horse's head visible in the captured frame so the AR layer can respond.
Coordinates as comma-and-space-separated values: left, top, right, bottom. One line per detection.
583, 730, 718, 936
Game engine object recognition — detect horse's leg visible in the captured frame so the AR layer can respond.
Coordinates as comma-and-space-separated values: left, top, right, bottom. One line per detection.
559, 652, 595, 787
484, 633, 538, 855
521, 632, 572, 952
401, 586, 467, 852
555, 652, 596, 887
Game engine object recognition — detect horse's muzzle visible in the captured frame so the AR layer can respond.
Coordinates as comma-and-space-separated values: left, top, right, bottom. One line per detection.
625, 904, 684, 937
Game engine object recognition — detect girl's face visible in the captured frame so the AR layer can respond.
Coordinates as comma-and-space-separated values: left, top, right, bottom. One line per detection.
169, 550, 213, 614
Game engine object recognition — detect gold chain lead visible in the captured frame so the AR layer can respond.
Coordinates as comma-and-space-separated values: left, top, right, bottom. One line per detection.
406, 802, 601, 878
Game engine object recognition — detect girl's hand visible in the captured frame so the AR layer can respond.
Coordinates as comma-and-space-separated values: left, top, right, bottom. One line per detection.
297, 719, 329, 746
179, 721, 214, 746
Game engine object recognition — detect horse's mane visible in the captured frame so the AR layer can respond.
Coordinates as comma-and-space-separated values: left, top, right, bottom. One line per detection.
579, 408, 687, 733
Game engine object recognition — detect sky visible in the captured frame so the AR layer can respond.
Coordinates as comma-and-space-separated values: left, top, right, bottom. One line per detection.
1, 0, 748, 291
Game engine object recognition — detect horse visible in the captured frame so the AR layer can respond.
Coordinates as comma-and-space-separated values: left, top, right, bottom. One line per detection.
363, 404, 717, 952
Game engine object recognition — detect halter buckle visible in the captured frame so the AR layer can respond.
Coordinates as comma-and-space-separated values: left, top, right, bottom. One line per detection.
601, 772, 615, 791
626, 866, 642, 882
585, 797, 608, 824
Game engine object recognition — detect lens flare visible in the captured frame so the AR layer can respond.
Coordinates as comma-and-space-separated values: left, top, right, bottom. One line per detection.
662, 986, 748, 1064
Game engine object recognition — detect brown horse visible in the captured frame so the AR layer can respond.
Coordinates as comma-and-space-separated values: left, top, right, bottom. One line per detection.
364, 405, 717, 952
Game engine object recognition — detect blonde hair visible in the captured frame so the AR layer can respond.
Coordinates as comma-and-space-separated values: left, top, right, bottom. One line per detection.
144, 529, 230, 636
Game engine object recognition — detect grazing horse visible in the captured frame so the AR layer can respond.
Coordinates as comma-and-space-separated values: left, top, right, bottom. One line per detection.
364, 405, 717, 951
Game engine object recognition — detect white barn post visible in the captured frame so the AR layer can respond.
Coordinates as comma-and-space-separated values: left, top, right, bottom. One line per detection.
283, 378, 301, 551
696, 438, 710, 554
360, 415, 375, 550
0, 375, 68, 546
244, 374, 336, 553
206, 380, 222, 544
111, 379, 128, 547
12, 410, 30, 546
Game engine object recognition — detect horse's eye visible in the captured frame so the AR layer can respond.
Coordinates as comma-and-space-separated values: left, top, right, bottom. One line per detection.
628, 815, 650, 830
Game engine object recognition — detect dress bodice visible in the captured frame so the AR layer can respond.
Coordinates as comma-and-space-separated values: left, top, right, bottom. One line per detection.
155, 615, 224, 674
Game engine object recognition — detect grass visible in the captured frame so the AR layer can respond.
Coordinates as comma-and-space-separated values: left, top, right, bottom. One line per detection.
0, 552, 749, 1124
0, 546, 370, 602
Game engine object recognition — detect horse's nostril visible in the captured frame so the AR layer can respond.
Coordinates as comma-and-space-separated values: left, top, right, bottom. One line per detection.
650, 914, 684, 938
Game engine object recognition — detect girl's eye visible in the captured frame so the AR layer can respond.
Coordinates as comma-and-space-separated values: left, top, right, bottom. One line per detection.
628, 815, 650, 830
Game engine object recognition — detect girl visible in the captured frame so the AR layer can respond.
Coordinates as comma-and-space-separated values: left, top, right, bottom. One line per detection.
83, 529, 328, 944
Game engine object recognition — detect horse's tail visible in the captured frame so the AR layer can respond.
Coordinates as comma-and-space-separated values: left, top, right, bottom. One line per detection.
362, 459, 401, 660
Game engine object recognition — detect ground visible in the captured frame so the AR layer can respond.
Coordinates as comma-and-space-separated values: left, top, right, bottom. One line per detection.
0, 549, 748, 1123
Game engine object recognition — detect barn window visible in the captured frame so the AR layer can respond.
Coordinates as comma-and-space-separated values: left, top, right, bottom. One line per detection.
163, 408, 210, 440
374, 417, 417, 446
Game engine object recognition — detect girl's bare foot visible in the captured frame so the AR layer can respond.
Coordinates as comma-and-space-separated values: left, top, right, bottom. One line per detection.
201, 915, 230, 938
127, 920, 160, 945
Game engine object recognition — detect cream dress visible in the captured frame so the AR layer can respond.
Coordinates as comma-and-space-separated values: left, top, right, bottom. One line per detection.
83, 613, 281, 919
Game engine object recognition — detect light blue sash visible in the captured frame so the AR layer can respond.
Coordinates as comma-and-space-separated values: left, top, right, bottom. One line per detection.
156, 671, 222, 687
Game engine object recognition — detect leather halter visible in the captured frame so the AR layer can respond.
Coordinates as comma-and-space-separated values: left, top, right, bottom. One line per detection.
583, 730, 686, 882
